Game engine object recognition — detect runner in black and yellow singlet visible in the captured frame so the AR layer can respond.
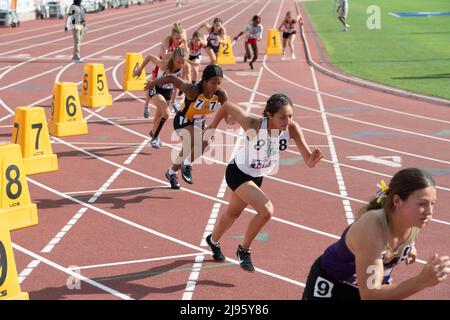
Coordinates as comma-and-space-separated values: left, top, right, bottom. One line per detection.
144, 65, 228, 189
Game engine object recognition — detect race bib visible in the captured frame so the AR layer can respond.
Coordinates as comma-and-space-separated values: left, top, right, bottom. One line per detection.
313, 276, 334, 298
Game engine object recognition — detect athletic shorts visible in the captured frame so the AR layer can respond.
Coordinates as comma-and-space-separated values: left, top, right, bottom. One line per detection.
206, 41, 220, 54
151, 65, 159, 78
149, 86, 173, 102
338, 6, 348, 19
189, 54, 201, 61
282, 31, 296, 39
173, 112, 206, 132
245, 38, 257, 45
302, 256, 361, 300
225, 160, 263, 192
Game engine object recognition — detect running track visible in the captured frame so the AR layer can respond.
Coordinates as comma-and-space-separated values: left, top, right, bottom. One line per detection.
0, 0, 449, 300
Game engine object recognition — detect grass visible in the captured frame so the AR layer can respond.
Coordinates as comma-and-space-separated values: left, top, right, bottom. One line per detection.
303, 0, 450, 100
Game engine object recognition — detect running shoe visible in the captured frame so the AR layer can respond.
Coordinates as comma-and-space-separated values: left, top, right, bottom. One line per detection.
165, 170, 181, 189
236, 245, 255, 272
206, 234, 226, 261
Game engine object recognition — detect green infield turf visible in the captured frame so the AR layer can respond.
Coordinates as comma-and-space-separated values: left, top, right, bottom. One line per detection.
303, 0, 450, 100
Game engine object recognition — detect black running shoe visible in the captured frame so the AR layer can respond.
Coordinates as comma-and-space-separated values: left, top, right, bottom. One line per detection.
249, 61, 254, 70
181, 164, 193, 184
165, 170, 180, 189
236, 245, 255, 272
206, 234, 225, 261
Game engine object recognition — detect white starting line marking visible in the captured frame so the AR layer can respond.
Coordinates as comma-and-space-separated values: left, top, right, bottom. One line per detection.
19, 138, 149, 284
69, 252, 205, 271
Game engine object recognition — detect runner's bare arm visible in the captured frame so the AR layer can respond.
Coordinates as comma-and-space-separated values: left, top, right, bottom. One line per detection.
159, 36, 171, 59
196, 22, 210, 33
145, 75, 198, 99
348, 215, 450, 299
289, 121, 322, 168
134, 54, 163, 78
183, 62, 192, 83
233, 31, 244, 42
208, 101, 257, 131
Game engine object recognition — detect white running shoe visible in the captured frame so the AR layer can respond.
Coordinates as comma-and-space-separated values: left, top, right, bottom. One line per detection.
144, 107, 150, 118
151, 138, 162, 149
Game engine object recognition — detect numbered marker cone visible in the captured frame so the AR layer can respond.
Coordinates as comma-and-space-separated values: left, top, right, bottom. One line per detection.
0, 143, 38, 231
266, 29, 283, 55
80, 63, 113, 108
12, 107, 58, 175
123, 53, 146, 91
0, 216, 29, 300
48, 82, 88, 137
216, 35, 236, 65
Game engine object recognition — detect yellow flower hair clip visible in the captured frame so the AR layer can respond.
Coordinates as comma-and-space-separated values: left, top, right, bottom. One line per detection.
376, 180, 389, 204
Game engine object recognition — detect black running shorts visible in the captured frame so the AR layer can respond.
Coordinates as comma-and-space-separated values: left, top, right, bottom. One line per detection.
302, 256, 361, 300
225, 160, 263, 192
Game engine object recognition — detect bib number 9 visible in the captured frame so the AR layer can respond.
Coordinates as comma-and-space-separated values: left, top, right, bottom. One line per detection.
0, 241, 7, 287
313, 276, 334, 298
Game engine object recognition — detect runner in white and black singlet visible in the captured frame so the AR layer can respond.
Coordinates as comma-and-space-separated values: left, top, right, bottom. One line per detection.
204, 94, 323, 272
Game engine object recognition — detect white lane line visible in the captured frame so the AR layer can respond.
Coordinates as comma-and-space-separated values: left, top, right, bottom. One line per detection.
0, 114, 12, 123
110, 0, 245, 93
20, 137, 146, 283
51, 141, 144, 146
224, 74, 450, 164
0, 98, 16, 114
301, 126, 450, 165
0, 0, 193, 56
40, 207, 89, 253
64, 186, 165, 196
18, 90, 144, 284
0, 65, 11, 71
70, 252, 205, 271
0, 0, 178, 44
5, 90, 441, 256
309, 57, 354, 223
0, 3, 167, 45
212, 125, 450, 193
55, 0, 234, 83
224, 75, 450, 164
264, 62, 450, 125
182, 0, 281, 300
13, 243, 133, 300
27, 177, 306, 289
0, 66, 62, 91
81, 104, 450, 226
0, 0, 216, 83
124, 139, 149, 165
26, 134, 437, 266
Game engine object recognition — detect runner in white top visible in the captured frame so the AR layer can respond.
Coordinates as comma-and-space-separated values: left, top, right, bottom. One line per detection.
234, 116, 289, 177
233, 15, 263, 70
204, 94, 323, 272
